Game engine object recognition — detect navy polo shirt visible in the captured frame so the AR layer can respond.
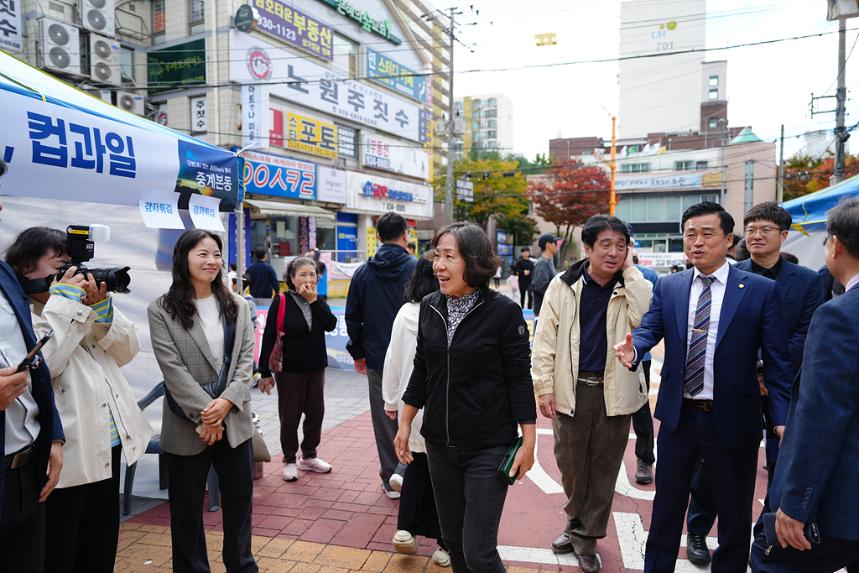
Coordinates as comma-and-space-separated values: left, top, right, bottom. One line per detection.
578, 269, 617, 373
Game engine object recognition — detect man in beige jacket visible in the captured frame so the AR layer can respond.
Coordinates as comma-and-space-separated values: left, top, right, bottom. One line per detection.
532, 216, 652, 573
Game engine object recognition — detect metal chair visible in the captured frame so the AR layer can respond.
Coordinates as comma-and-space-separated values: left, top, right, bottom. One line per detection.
122, 381, 167, 515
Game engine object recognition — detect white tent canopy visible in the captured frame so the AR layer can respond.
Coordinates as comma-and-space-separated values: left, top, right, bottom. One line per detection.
0, 50, 242, 212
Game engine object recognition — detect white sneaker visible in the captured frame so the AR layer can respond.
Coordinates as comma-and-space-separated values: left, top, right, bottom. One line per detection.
282, 462, 298, 482
297, 457, 332, 473
382, 481, 401, 499
432, 548, 451, 567
392, 530, 418, 555
388, 472, 404, 492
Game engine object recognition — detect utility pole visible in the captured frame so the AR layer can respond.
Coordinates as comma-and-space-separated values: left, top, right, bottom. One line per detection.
777, 123, 785, 202
834, 17, 847, 184
443, 7, 460, 226
610, 115, 617, 216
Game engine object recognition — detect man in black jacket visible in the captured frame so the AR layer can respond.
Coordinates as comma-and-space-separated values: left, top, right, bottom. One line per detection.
345, 212, 417, 498
511, 247, 535, 309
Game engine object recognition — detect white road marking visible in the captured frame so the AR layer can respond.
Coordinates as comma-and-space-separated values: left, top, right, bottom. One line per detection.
497, 545, 581, 567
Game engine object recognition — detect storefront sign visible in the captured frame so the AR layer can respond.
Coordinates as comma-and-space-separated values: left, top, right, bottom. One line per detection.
234, 4, 255, 31
314, 0, 401, 45
318, 165, 347, 204
0, 0, 23, 52
362, 133, 429, 180
345, 171, 432, 219
241, 84, 269, 148
230, 31, 429, 143
271, 110, 337, 159
243, 149, 316, 200
190, 95, 207, 134
615, 173, 703, 190
366, 48, 426, 102
251, 0, 333, 61
147, 39, 206, 94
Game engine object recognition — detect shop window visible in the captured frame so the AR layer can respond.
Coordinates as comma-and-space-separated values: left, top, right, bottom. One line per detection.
333, 34, 358, 78
337, 124, 357, 158
189, 0, 205, 34
152, 0, 165, 39
120, 46, 135, 82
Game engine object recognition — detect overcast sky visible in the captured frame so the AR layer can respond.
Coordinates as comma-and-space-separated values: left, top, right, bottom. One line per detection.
450, 0, 857, 160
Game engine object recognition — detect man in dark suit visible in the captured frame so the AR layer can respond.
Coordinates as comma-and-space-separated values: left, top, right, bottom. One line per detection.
685, 202, 824, 563
614, 201, 793, 573
750, 197, 859, 571
0, 199, 64, 572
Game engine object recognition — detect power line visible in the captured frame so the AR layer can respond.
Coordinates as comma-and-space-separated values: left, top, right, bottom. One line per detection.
24, 24, 854, 92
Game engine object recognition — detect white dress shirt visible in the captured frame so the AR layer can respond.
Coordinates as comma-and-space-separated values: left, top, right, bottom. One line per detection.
0, 291, 40, 455
684, 260, 731, 400
845, 273, 859, 293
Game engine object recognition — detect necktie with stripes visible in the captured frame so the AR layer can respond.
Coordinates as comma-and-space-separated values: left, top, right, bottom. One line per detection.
684, 275, 716, 397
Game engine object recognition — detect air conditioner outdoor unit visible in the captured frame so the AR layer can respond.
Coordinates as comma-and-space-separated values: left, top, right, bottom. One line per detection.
86, 88, 113, 103
39, 19, 81, 76
116, 90, 144, 115
79, 0, 115, 37
88, 33, 121, 85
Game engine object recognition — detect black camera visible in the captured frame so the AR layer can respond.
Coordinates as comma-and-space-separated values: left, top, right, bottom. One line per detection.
57, 225, 131, 293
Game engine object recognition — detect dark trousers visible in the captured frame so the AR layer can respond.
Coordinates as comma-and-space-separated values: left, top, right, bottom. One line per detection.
518, 282, 533, 309
645, 407, 758, 573
397, 452, 443, 542
368, 368, 399, 482
553, 384, 631, 554
276, 369, 325, 463
750, 529, 859, 572
0, 452, 45, 573
45, 445, 121, 573
632, 361, 655, 465
166, 439, 257, 573
426, 441, 509, 573
687, 397, 781, 536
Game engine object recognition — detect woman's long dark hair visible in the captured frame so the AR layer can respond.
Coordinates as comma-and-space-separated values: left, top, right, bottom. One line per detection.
403, 255, 438, 303
159, 230, 237, 330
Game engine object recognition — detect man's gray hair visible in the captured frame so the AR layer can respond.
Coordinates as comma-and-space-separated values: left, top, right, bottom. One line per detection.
827, 197, 859, 259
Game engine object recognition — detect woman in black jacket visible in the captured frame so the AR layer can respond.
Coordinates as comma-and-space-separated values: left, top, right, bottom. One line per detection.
259, 257, 337, 482
395, 223, 537, 573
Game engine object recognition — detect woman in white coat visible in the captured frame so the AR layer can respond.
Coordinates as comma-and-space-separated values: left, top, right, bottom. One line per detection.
382, 256, 449, 567
5, 227, 153, 573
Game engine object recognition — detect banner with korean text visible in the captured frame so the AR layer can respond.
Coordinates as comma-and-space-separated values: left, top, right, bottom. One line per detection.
229, 31, 430, 143
0, 50, 242, 213
362, 132, 429, 180
251, 0, 333, 61
366, 48, 427, 103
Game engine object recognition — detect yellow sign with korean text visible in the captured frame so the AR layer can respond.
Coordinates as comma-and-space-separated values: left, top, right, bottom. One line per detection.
285, 112, 338, 159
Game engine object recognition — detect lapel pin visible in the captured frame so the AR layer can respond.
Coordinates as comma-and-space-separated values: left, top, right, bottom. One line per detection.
738, 283, 745, 289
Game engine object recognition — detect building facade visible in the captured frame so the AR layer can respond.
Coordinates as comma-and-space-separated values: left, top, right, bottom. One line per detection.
2, 0, 448, 278
453, 93, 514, 158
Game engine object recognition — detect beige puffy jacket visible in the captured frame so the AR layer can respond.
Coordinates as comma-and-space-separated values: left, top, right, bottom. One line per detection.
531, 260, 652, 418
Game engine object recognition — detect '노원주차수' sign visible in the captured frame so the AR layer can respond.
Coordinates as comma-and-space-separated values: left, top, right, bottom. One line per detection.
0, 0, 23, 52
366, 49, 427, 103
230, 31, 430, 143
147, 39, 206, 94
252, 0, 333, 61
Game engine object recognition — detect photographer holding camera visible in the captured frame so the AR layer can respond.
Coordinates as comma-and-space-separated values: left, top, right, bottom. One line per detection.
5, 226, 152, 573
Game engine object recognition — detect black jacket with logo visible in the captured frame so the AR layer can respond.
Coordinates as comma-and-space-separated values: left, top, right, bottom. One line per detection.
403, 288, 536, 449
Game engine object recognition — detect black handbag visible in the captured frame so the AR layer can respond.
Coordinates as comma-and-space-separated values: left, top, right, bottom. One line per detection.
165, 317, 237, 424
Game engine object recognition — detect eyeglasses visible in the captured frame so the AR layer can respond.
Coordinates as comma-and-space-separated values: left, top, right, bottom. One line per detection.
745, 226, 781, 237
823, 235, 832, 246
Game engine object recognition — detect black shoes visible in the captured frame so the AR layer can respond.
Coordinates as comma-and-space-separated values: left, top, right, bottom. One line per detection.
577, 553, 600, 573
551, 523, 600, 572
551, 530, 574, 554
635, 459, 654, 485
686, 533, 712, 565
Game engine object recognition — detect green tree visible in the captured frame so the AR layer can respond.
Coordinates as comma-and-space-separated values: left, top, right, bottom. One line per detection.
496, 212, 538, 245
435, 157, 530, 229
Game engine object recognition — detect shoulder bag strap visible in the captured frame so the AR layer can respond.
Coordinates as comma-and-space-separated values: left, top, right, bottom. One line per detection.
276, 292, 287, 332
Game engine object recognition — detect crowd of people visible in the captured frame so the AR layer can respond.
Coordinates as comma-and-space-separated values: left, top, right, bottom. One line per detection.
0, 195, 858, 573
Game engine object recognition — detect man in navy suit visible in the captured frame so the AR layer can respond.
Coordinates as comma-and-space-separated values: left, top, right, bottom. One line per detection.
0, 197, 64, 572
685, 202, 824, 563
614, 202, 793, 573
750, 196, 859, 571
